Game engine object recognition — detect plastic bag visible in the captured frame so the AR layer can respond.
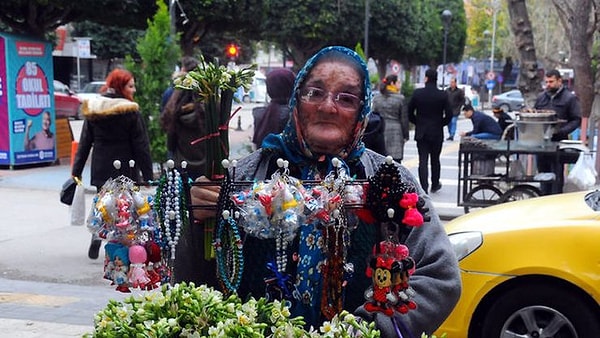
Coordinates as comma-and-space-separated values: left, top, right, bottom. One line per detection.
567, 152, 597, 190
70, 182, 86, 226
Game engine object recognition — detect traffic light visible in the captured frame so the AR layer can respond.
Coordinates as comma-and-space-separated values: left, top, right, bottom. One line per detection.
226, 44, 239, 59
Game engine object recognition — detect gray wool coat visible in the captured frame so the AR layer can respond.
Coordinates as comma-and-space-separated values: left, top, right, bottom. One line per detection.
372, 92, 409, 161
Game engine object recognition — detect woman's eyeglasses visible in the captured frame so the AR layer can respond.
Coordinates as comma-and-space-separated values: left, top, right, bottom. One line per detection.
300, 87, 363, 111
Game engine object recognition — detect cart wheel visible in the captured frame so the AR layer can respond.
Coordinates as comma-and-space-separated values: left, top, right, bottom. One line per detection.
498, 185, 541, 203
463, 184, 503, 213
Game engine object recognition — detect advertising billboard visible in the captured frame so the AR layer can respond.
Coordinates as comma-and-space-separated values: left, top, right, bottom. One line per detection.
0, 32, 55, 166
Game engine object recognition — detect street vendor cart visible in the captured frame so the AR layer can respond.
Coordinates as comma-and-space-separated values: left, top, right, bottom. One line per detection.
457, 137, 560, 213
457, 108, 585, 213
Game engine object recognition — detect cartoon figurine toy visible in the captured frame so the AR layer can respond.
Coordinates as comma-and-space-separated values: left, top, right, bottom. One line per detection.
105, 243, 131, 293
128, 244, 151, 290
364, 255, 396, 316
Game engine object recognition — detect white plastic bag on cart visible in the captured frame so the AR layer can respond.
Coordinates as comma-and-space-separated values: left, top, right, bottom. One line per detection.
70, 182, 86, 226
567, 152, 597, 190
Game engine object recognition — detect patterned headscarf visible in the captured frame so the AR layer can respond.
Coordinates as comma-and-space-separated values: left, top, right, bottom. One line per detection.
262, 46, 372, 178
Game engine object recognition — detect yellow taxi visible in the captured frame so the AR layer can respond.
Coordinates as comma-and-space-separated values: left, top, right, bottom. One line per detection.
436, 190, 600, 337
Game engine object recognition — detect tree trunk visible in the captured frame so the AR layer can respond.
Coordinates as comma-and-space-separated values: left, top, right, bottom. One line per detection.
556, 0, 600, 152
507, 0, 541, 108
553, 0, 595, 147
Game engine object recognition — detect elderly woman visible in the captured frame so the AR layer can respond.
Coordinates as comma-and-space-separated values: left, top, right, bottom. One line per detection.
187, 46, 460, 336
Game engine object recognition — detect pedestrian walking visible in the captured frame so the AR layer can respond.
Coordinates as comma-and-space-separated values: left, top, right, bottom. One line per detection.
407, 69, 452, 193
372, 74, 408, 162
445, 77, 465, 141
71, 68, 153, 260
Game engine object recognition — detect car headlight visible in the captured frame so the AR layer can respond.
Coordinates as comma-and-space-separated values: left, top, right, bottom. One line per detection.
448, 231, 483, 261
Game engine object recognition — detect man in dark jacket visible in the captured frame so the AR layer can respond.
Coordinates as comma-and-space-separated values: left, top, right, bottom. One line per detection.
407, 69, 452, 193
534, 69, 581, 141
460, 104, 503, 140
534, 69, 582, 194
445, 77, 465, 141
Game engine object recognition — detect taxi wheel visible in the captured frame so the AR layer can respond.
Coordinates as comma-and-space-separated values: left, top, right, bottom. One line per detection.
481, 284, 600, 338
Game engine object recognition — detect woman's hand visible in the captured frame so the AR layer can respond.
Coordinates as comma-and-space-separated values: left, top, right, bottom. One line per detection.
190, 176, 220, 221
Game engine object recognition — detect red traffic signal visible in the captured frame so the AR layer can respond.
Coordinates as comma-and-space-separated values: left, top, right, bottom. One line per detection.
226, 44, 239, 59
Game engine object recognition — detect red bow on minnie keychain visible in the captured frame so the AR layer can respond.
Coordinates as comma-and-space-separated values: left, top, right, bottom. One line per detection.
399, 192, 424, 227
357, 156, 429, 228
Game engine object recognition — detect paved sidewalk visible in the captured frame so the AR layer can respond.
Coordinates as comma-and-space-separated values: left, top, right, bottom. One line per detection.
0, 278, 132, 338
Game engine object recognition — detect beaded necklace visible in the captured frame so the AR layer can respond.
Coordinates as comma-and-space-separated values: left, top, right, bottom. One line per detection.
214, 159, 244, 294
319, 158, 353, 320
155, 160, 188, 280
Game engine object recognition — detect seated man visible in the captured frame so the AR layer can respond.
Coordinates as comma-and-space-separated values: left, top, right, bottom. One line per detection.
492, 105, 514, 140
460, 104, 503, 140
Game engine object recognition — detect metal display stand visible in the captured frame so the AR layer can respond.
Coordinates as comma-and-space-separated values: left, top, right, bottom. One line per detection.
457, 138, 560, 213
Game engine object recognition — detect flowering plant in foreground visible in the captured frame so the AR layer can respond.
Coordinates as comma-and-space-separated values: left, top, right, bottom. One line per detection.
422, 333, 447, 338
85, 282, 381, 337
174, 57, 256, 180
174, 56, 256, 259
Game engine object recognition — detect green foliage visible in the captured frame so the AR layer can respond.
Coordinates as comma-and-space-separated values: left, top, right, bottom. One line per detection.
173, 0, 265, 62
262, 0, 361, 68
401, 71, 415, 100
261, 0, 465, 72
0, 0, 156, 38
406, 0, 466, 67
125, 0, 180, 164
355, 42, 379, 88
71, 22, 144, 61
355, 43, 366, 61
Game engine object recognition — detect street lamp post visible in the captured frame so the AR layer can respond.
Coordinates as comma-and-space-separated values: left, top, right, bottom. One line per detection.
364, 0, 370, 60
488, 0, 498, 108
441, 9, 452, 89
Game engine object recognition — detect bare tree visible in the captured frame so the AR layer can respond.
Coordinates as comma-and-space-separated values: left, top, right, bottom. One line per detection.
553, 0, 600, 172
553, 0, 598, 146
509, 0, 600, 171
506, 0, 540, 107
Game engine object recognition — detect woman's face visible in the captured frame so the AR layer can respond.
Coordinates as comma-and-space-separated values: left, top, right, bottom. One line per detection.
124, 78, 136, 99
296, 61, 362, 155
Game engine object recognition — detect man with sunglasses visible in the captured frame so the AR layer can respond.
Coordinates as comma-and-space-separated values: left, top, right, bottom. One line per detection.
407, 69, 453, 194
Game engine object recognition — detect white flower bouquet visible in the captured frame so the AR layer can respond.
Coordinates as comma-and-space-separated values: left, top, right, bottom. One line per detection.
85, 282, 381, 337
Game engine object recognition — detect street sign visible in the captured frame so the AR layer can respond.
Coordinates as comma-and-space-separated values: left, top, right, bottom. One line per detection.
486, 71, 496, 80
390, 61, 401, 74
486, 79, 496, 90
497, 74, 504, 84
76, 38, 91, 58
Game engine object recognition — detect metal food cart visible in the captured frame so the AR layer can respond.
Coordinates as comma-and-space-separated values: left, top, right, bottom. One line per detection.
457, 138, 560, 213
